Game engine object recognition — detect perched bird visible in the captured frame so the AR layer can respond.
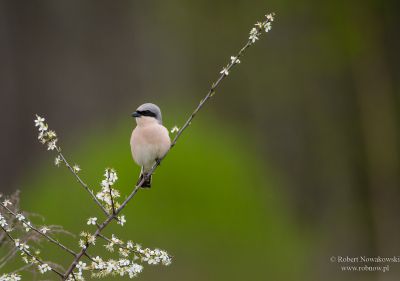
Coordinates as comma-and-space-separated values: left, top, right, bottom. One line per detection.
130, 103, 171, 188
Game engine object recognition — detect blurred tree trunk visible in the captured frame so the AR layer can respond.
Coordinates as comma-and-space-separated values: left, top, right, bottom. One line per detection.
346, 2, 400, 280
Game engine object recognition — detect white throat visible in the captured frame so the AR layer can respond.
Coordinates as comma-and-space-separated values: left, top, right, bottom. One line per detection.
136, 116, 159, 127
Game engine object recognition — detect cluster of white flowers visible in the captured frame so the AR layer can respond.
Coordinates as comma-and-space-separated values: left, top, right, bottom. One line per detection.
79, 231, 97, 248
249, 13, 274, 43
136, 245, 172, 266
89, 256, 143, 279
0, 274, 21, 281
34, 115, 59, 151
105, 236, 172, 266
72, 233, 171, 279
96, 169, 122, 213
219, 13, 274, 78
65, 255, 143, 280
72, 261, 87, 280
104, 234, 123, 252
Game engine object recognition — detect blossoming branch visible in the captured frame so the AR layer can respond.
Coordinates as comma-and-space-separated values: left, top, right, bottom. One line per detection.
0, 12, 275, 280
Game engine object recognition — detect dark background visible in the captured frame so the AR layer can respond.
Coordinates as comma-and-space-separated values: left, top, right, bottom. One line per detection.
1, 1, 400, 280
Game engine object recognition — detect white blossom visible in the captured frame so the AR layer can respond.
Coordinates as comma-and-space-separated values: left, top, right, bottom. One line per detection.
140, 247, 172, 266
105, 260, 118, 273
87, 234, 96, 245
111, 234, 122, 245
79, 239, 86, 249
16, 213, 25, 221
2, 199, 12, 206
119, 247, 130, 257
92, 256, 106, 270
220, 67, 229, 76
76, 261, 87, 271
46, 130, 57, 139
22, 221, 32, 232
118, 259, 130, 266
0, 214, 7, 227
127, 264, 143, 278
15, 239, 29, 252
255, 21, 263, 28
264, 21, 272, 32
87, 217, 98, 225
105, 242, 114, 252
54, 156, 61, 166
38, 123, 48, 133
34, 115, 45, 127
117, 215, 126, 226
73, 164, 81, 173
38, 263, 51, 274
266, 13, 275, 22
230, 56, 240, 64
249, 27, 259, 43
170, 126, 179, 133
0, 273, 22, 281
104, 169, 118, 185
80, 231, 96, 245
40, 226, 50, 234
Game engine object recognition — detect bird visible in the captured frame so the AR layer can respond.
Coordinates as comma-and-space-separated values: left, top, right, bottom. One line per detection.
130, 103, 171, 188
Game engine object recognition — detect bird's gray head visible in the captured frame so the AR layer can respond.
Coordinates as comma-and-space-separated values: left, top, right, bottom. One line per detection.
131, 103, 163, 124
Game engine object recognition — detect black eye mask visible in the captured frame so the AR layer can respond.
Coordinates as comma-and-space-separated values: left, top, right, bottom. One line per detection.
137, 110, 157, 118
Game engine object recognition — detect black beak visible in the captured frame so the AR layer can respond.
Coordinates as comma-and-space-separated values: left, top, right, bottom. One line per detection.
131, 111, 141, 118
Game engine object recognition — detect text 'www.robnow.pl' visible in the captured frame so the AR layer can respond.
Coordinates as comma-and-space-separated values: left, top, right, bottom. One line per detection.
330, 256, 400, 273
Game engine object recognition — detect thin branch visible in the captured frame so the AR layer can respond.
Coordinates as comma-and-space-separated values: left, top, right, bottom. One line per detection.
0, 203, 77, 258
56, 148, 110, 217
83, 252, 95, 262
0, 225, 64, 278
97, 233, 138, 255
63, 213, 116, 279
108, 187, 116, 215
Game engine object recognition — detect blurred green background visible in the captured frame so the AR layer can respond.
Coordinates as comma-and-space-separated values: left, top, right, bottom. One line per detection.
1, 0, 400, 280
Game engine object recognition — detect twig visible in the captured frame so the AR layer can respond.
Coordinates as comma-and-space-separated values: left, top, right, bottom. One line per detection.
108, 187, 116, 215
56, 148, 110, 217
0, 225, 64, 278
0, 203, 77, 258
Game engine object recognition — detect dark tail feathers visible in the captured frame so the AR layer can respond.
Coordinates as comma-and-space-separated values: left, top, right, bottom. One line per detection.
137, 173, 152, 188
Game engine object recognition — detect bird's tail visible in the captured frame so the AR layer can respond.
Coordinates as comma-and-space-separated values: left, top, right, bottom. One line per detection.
137, 171, 152, 188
